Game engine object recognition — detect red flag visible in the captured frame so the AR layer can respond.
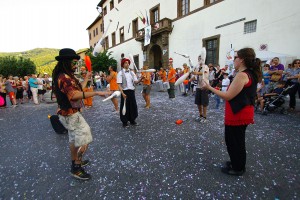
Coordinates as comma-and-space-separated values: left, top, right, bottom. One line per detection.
137, 12, 146, 25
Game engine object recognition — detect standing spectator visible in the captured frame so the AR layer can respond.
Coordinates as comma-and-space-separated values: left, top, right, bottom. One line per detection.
99, 72, 105, 88
0, 75, 7, 108
16, 77, 24, 104
8, 75, 16, 93
37, 74, 46, 102
213, 64, 222, 87
5, 77, 17, 107
22, 76, 29, 103
190, 74, 197, 96
158, 68, 167, 82
103, 72, 107, 87
181, 63, 190, 96
29, 74, 39, 105
209, 65, 215, 86
214, 82, 221, 109
44, 73, 52, 91
94, 72, 102, 90
285, 59, 300, 111
203, 48, 262, 176
157, 67, 167, 92
221, 73, 230, 92
26, 74, 33, 102
228, 68, 237, 83
283, 64, 292, 82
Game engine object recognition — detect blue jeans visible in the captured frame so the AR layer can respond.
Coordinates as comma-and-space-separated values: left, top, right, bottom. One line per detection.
96, 82, 102, 89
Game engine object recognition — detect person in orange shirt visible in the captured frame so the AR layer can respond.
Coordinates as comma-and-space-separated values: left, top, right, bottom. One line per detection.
158, 68, 167, 82
141, 66, 151, 108
167, 64, 176, 99
182, 63, 190, 96
157, 68, 166, 92
106, 65, 119, 112
80, 67, 93, 108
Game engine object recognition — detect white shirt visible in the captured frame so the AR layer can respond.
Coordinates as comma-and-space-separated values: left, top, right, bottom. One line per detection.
117, 69, 138, 90
37, 78, 44, 90
221, 77, 230, 92
194, 64, 209, 89
209, 70, 215, 81
95, 75, 101, 82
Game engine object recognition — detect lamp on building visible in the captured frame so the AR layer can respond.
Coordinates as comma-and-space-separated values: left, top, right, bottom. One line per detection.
96, 6, 102, 14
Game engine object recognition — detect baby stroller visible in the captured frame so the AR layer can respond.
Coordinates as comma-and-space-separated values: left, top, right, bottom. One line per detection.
261, 85, 294, 115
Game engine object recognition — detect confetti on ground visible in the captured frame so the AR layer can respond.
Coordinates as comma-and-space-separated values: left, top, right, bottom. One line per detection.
0, 85, 299, 199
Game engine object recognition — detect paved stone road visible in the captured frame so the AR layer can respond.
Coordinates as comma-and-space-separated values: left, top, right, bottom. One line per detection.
0, 85, 299, 199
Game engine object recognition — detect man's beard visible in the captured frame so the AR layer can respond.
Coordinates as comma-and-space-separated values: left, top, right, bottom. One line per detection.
71, 66, 77, 73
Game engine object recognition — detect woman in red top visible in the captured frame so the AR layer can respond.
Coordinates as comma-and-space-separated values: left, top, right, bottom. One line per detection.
203, 48, 262, 176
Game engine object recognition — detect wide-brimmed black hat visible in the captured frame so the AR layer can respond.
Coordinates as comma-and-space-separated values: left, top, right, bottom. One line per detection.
55, 48, 80, 61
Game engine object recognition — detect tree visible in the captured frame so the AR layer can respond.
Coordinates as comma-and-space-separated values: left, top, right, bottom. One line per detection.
36, 61, 56, 76
0, 56, 36, 77
84, 50, 117, 73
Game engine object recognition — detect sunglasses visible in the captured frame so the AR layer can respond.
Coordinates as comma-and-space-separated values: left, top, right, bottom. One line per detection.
71, 61, 79, 66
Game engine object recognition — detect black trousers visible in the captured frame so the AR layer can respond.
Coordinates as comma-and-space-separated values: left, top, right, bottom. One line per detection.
225, 125, 248, 171
120, 90, 138, 124
288, 82, 299, 109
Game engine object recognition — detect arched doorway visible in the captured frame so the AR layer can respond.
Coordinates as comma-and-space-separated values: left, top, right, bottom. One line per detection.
149, 45, 162, 70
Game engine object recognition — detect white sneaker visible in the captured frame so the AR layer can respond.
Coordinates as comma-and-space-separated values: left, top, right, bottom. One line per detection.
11, 105, 18, 108
200, 118, 207, 123
195, 116, 201, 122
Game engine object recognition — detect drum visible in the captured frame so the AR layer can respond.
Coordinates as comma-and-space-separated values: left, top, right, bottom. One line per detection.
156, 80, 164, 91
163, 82, 170, 90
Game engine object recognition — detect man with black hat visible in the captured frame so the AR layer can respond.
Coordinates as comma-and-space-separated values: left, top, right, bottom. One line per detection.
117, 58, 143, 128
52, 48, 108, 180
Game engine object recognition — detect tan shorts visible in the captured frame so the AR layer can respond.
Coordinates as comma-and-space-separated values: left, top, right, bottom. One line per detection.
59, 112, 92, 147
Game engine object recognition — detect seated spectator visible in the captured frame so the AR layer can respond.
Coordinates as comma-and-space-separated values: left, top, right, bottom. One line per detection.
256, 81, 285, 112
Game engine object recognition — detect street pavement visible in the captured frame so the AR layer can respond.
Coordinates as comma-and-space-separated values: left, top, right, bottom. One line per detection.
0, 85, 299, 199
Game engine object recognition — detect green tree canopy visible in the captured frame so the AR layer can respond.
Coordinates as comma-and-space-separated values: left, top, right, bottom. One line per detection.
0, 56, 36, 77
84, 50, 117, 73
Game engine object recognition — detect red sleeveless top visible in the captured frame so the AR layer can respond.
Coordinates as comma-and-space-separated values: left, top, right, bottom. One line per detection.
224, 76, 255, 126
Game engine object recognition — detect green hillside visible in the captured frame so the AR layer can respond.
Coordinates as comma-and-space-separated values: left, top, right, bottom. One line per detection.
0, 48, 60, 75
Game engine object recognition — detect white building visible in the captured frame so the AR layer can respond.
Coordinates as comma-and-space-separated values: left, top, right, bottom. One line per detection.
94, 0, 300, 70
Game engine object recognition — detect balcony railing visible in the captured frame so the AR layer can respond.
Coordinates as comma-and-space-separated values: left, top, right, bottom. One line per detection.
135, 18, 172, 41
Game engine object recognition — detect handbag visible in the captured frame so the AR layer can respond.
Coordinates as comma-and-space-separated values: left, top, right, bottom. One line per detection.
270, 73, 281, 82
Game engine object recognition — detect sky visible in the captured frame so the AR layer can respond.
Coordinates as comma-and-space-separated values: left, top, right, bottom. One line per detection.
0, 0, 100, 52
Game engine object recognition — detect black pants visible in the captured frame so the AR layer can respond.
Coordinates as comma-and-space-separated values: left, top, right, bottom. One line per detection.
120, 90, 138, 125
288, 82, 299, 109
167, 83, 175, 98
225, 125, 248, 171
